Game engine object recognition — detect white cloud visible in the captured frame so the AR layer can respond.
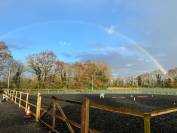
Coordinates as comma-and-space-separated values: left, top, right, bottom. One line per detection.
105, 25, 117, 35
126, 64, 134, 67
91, 46, 136, 57
58, 41, 71, 47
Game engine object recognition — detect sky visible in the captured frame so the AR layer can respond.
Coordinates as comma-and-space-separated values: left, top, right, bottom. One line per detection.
0, 0, 177, 77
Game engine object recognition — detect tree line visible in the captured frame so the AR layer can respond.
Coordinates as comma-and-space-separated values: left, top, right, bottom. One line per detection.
112, 73, 177, 88
0, 41, 111, 90
1, 41, 177, 90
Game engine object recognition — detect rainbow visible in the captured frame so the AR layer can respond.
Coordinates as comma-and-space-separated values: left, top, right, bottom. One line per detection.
104, 26, 167, 74
0, 20, 167, 74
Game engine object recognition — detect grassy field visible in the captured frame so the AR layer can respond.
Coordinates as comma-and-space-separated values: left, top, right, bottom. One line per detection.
16, 87, 177, 95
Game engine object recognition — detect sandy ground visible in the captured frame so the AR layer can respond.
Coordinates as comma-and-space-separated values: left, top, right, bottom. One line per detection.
0, 94, 48, 133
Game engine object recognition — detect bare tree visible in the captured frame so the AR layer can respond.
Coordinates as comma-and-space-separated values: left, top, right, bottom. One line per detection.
156, 73, 162, 87
0, 41, 13, 89
27, 51, 56, 88
0, 41, 12, 76
12, 61, 24, 89
54, 60, 70, 87
71, 62, 85, 88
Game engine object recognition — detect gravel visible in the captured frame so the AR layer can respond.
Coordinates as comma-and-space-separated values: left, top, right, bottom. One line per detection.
0, 95, 47, 133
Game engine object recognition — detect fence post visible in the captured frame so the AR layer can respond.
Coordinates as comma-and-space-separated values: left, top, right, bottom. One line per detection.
81, 98, 90, 133
11, 90, 13, 101
15, 91, 17, 104
36, 93, 41, 122
52, 101, 56, 129
13, 90, 15, 101
8, 90, 10, 97
10, 90, 12, 99
19, 92, 22, 107
6, 89, 7, 94
11, 90, 14, 101
144, 113, 151, 133
25, 93, 29, 112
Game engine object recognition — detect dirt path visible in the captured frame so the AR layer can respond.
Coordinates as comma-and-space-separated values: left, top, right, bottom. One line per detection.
0, 94, 48, 133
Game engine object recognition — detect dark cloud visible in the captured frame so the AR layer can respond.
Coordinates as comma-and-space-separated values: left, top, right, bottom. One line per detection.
104, 0, 177, 73
61, 53, 74, 58
0, 40, 28, 50
1, 0, 176, 76
76, 49, 157, 77
139, 1, 177, 70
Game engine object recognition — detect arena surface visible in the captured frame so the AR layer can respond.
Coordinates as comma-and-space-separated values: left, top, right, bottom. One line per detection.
38, 94, 177, 133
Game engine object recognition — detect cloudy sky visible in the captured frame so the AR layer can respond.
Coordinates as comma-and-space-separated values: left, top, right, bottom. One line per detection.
0, 0, 177, 76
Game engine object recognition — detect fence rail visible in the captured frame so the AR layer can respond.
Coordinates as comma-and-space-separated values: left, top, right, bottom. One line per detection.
3, 89, 177, 133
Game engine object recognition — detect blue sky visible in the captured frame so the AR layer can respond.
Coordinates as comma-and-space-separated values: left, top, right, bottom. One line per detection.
0, 0, 177, 76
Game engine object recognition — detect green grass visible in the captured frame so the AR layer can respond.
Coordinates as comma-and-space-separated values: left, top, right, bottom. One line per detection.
15, 87, 177, 95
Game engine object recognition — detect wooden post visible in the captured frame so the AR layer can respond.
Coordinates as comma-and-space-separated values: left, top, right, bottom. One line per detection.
12, 90, 15, 101
11, 90, 13, 99
10, 90, 12, 99
81, 98, 90, 133
8, 90, 10, 97
25, 93, 29, 111
52, 101, 56, 130
144, 113, 151, 133
5, 90, 7, 97
36, 93, 41, 122
19, 92, 22, 107
11, 90, 14, 101
10, 90, 12, 100
15, 91, 17, 104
